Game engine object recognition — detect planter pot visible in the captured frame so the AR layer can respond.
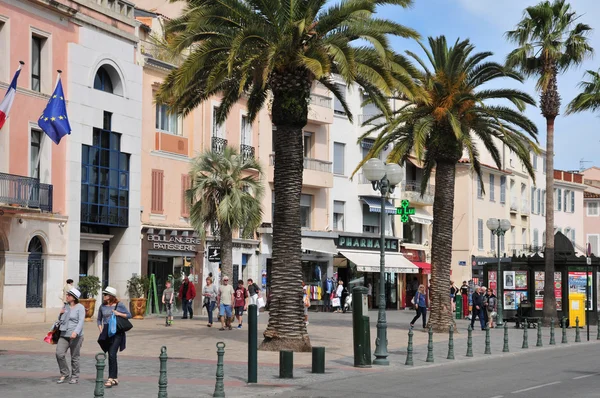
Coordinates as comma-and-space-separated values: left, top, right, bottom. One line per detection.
130, 298, 147, 319
80, 298, 96, 322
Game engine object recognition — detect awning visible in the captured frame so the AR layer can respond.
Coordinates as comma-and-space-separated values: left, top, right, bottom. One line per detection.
301, 237, 338, 255
409, 208, 433, 225
360, 196, 396, 214
413, 261, 432, 275
339, 250, 418, 274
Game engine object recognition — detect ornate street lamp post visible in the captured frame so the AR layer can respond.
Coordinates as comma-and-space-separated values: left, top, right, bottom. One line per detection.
362, 158, 403, 365
486, 218, 511, 326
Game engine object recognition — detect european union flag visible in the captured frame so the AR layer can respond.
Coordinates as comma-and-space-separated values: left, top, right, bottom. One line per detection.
38, 75, 71, 145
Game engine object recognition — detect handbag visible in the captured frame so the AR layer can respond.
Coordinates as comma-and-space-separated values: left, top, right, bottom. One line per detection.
108, 313, 117, 337
44, 321, 61, 345
257, 297, 265, 309
116, 316, 133, 332
331, 297, 341, 307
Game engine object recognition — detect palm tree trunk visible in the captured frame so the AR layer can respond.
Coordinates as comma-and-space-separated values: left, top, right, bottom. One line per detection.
542, 116, 557, 325
428, 160, 457, 333
220, 224, 233, 281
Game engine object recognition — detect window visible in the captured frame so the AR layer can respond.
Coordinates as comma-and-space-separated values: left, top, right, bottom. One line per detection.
489, 174, 495, 201
477, 177, 483, 199
241, 115, 251, 146
333, 201, 345, 231
151, 170, 164, 213
94, 66, 114, 93
563, 190, 570, 212
500, 176, 506, 203
542, 190, 546, 216
31, 36, 42, 92
363, 204, 379, 234
333, 83, 347, 116
300, 194, 312, 228
181, 174, 191, 217
555, 188, 562, 211
522, 228, 527, 245
542, 156, 546, 174
490, 230, 496, 252
533, 229, 539, 248
212, 107, 225, 138
477, 219, 483, 250
155, 104, 180, 135
537, 189, 541, 214
570, 191, 575, 213
333, 142, 345, 175
30, 129, 41, 179
303, 132, 313, 158
403, 220, 423, 244
532, 154, 537, 170
500, 234, 505, 254
588, 201, 599, 216
588, 235, 599, 256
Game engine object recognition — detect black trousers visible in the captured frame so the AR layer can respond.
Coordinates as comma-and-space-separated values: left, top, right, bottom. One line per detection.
411, 307, 427, 328
107, 333, 123, 379
182, 299, 193, 318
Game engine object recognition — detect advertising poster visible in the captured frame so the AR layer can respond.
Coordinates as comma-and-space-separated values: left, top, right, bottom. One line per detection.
568, 271, 592, 310
534, 272, 563, 310
504, 291, 516, 310
488, 271, 497, 292
504, 271, 515, 289
515, 271, 528, 290
555, 272, 563, 310
515, 291, 528, 307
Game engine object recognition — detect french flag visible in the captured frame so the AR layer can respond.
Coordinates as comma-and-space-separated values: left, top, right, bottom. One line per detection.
0, 61, 24, 130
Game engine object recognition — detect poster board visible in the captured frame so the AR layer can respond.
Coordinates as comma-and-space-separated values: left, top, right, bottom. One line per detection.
534, 272, 562, 310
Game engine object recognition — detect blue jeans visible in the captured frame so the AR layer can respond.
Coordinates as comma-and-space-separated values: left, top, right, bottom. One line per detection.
182, 299, 193, 318
207, 301, 216, 324
219, 303, 232, 318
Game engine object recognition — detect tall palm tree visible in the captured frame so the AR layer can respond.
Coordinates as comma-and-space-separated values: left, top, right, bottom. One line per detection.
566, 69, 600, 114
506, 0, 593, 324
187, 147, 264, 281
359, 36, 538, 332
156, 0, 421, 351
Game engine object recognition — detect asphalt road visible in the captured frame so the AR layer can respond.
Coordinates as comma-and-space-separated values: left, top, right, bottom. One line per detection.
266, 341, 600, 398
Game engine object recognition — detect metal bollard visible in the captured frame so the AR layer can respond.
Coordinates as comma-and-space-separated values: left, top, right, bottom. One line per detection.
484, 327, 491, 354
503, 323, 509, 352
575, 317, 581, 342
466, 324, 473, 357
405, 328, 414, 366
447, 325, 455, 360
311, 347, 325, 374
597, 322, 600, 341
248, 305, 258, 383
561, 317, 568, 344
279, 351, 294, 378
536, 322, 543, 347
158, 346, 168, 398
213, 342, 226, 398
426, 326, 434, 363
522, 325, 529, 349
550, 318, 556, 345
94, 353, 106, 398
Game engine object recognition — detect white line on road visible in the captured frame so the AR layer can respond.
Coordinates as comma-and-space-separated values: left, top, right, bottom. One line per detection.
511, 381, 561, 394
488, 395, 504, 398
573, 373, 599, 380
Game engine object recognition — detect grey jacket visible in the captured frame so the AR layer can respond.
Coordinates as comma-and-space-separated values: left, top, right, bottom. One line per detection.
59, 303, 86, 337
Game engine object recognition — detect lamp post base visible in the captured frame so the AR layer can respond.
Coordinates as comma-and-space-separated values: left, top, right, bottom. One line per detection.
373, 322, 389, 366
373, 357, 390, 366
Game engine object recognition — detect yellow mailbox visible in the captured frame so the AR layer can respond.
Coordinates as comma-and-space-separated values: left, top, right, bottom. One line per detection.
568, 292, 586, 327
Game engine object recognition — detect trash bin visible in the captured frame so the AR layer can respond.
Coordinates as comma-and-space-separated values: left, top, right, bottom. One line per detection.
568, 292, 586, 327
455, 296, 462, 319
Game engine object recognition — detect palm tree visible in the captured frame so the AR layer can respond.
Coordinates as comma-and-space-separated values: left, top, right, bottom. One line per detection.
506, 0, 593, 324
566, 69, 600, 114
359, 36, 538, 332
187, 147, 264, 281
156, 0, 421, 351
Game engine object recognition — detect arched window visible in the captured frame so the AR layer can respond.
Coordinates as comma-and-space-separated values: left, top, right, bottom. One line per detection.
26, 236, 44, 308
94, 66, 114, 93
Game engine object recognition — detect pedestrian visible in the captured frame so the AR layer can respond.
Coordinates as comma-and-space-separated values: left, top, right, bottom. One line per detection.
302, 281, 310, 325
60, 279, 74, 304
481, 286, 489, 328
162, 280, 174, 327
202, 277, 218, 327
410, 284, 427, 329
324, 277, 333, 312
460, 281, 469, 318
487, 289, 497, 328
470, 286, 486, 330
217, 276, 235, 330
450, 281, 459, 313
234, 280, 248, 329
335, 280, 344, 313
56, 287, 85, 384
179, 276, 196, 319
367, 282, 373, 309
97, 286, 132, 388
247, 278, 261, 317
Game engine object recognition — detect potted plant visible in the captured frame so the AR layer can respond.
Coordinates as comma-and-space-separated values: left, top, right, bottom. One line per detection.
78, 276, 102, 321
127, 275, 150, 319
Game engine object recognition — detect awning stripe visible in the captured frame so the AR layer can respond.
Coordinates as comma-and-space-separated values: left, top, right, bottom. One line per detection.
360, 196, 396, 214
339, 250, 418, 274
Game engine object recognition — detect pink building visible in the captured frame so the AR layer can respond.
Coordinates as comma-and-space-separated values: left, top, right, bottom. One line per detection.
583, 167, 600, 255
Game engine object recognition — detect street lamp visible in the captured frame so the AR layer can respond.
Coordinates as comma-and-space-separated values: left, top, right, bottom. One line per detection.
362, 158, 403, 366
486, 218, 511, 326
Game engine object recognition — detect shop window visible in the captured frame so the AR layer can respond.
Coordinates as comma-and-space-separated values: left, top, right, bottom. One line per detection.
300, 194, 312, 228
302, 261, 327, 284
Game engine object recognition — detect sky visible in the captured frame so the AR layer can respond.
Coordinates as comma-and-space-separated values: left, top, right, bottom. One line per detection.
373, 0, 600, 171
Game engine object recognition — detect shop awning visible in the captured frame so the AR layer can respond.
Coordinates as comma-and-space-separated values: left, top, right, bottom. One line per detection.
301, 237, 338, 255
409, 208, 433, 225
360, 196, 396, 214
413, 261, 432, 274
339, 250, 418, 274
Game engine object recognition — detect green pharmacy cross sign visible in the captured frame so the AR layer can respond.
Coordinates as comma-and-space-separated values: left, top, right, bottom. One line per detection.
396, 200, 415, 223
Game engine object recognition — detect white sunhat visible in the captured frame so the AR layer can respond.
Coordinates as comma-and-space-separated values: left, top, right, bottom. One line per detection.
102, 286, 118, 297
67, 288, 81, 300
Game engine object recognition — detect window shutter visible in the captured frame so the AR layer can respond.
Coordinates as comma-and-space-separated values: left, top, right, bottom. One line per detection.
589, 235, 599, 255
571, 191, 575, 213
500, 176, 506, 203
333, 143, 345, 175
181, 174, 191, 217
151, 169, 164, 213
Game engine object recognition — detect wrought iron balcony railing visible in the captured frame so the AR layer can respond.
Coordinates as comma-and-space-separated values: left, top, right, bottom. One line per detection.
240, 144, 255, 161
0, 172, 53, 212
211, 137, 227, 154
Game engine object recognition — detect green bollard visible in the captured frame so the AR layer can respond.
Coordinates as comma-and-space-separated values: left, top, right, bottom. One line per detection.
279, 351, 294, 379
550, 318, 556, 345
447, 325, 455, 360
455, 296, 462, 319
405, 328, 414, 366
522, 325, 529, 349
248, 304, 258, 383
311, 347, 325, 374
351, 287, 371, 368
484, 327, 491, 354
94, 353, 106, 398
503, 323, 509, 352
562, 317, 568, 344
426, 326, 434, 363
213, 342, 226, 398
575, 317, 581, 342
597, 322, 600, 340
158, 346, 168, 398
466, 324, 473, 357
536, 322, 543, 347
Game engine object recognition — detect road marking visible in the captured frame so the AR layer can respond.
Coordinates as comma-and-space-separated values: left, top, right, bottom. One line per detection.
573, 373, 599, 380
488, 395, 504, 398
512, 381, 561, 394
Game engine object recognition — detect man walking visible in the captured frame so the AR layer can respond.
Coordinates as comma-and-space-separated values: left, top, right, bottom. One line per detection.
217, 276, 235, 330
179, 276, 196, 319
470, 286, 486, 330
247, 278, 261, 316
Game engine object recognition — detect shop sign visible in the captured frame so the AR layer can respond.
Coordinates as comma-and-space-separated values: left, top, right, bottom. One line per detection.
396, 199, 416, 223
336, 236, 398, 252
147, 234, 201, 251
208, 246, 221, 262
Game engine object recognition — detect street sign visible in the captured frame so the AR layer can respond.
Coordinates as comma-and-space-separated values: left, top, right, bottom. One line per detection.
396, 199, 416, 223
208, 246, 221, 262
459, 261, 467, 266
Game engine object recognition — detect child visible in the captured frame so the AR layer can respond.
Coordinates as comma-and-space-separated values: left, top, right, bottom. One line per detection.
234, 280, 248, 329
162, 280, 174, 326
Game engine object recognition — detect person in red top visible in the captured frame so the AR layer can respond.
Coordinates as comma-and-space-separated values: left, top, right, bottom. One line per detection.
179, 276, 196, 319
234, 280, 248, 329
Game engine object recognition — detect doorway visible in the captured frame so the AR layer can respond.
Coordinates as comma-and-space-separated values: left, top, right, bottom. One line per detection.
26, 237, 44, 308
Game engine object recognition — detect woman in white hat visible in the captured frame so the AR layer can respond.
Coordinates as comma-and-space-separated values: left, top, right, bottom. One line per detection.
56, 288, 85, 384
97, 286, 131, 388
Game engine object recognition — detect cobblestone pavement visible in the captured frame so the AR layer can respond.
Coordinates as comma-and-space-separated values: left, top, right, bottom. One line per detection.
0, 310, 597, 397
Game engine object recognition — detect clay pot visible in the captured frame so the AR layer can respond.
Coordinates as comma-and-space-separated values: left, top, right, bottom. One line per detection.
130, 298, 147, 319
79, 298, 96, 322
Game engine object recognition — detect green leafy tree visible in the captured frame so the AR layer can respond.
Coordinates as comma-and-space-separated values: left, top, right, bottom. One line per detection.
506, 0, 593, 324
566, 69, 600, 114
187, 147, 264, 282
156, 0, 421, 351
359, 36, 538, 332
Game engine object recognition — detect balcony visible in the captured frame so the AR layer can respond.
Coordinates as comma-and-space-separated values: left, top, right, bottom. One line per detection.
268, 154, 333, 188
521, 199, 530, 216
510, 197, 518, 213
211, 137, 227, 154
308, 94, 334, 124
509, 244, 544, 256
402, 180, 434, 205
240, 144, 255, 161
0, 172, 53, 212
356, 172, 402, 199
155, 131, 188, 156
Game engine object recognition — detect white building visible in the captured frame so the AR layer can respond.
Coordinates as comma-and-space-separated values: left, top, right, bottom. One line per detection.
553, 170, 585, 252
528, 150, 546, 252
